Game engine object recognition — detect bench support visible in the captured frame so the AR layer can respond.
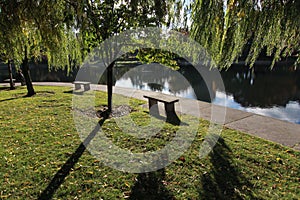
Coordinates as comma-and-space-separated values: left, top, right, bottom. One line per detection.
149, 98, 159, 116
144, 94, 180, 125
83, 84, 90, 91
165, 103, 180, 124
75, 83, 81, 90
165, 102, 175, 113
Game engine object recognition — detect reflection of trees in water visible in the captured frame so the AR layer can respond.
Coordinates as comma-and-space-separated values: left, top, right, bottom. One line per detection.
221, 66, 300, 108
167, 74, 190, 94
147, 83, 163, 91
75, 66, 108, 84
177, 65, 214, 102
114, 63, 215, 102
115, 63, 184, 91
114, 62, 300, 108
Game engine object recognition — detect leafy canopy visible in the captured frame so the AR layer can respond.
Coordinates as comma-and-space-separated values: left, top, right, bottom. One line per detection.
0, 0, 82, 71
191, 0, 300, 69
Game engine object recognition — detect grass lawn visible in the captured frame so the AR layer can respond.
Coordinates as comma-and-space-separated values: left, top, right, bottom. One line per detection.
0, 85, 299, 199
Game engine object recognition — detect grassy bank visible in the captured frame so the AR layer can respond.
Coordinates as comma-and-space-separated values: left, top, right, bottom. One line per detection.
0, 86, 299, 199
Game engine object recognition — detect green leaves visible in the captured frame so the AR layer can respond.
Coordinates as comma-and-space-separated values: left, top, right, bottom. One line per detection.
191, 0, 300, 69
0, 0, 82, 70
136, 48, 180, 70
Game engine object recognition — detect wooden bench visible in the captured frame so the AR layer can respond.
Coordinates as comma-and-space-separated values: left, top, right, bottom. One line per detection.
143, 93, 180, 124
73, 81, 91, 91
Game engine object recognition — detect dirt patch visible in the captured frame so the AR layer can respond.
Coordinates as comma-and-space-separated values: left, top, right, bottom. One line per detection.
75, 105, 132, 119
96, 105, 132, 118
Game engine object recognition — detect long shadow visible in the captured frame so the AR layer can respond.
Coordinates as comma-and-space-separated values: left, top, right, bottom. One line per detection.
129, 151, 174, 200
0, 86, 26, 102
0, 94, 30, 102
199, 137, 257, 199
143, 110, 188, 126
38, 117, 107, 200
129, 169, 174, 200
63, 90, 84, 95
0, 97, 21, 102
63, 90, 74, 94
0, 86, 11, 91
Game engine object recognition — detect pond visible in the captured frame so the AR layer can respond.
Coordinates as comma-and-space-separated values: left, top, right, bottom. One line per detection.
1, 61, 299, 124
113, 62, 300, 124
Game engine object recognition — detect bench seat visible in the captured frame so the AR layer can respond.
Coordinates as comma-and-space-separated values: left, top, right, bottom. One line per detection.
143, 94, 179, 104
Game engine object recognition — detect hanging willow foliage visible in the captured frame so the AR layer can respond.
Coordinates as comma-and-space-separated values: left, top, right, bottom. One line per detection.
191, 0, 300, 69
0, 0, 82, 72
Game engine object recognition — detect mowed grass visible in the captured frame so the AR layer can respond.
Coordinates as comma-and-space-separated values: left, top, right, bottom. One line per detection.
0, 85, 299, 199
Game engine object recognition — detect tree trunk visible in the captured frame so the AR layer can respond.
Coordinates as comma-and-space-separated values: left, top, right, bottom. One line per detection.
107, 61, 114, 113
8, 60, 15, 90
22, 47, 35, 96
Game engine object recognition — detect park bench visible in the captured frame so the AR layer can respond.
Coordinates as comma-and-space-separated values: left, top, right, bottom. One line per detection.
143, 93, 180, 124
73, 81, 91, 91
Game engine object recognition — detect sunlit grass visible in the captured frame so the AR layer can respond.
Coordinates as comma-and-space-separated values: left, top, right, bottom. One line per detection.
0, 85, 299, 199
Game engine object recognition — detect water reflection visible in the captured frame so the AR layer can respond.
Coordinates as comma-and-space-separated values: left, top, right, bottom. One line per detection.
115, 63, 300, 124
221, 66, 300, 108
213, 91, 300, 124
114, 63, 214, 102
114, 63, 197, 98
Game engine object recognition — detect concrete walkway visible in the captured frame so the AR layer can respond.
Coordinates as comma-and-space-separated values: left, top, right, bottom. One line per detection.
2, 82, 300, 151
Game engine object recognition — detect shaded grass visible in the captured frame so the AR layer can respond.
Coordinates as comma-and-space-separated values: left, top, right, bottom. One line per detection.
0, 85, 299, 199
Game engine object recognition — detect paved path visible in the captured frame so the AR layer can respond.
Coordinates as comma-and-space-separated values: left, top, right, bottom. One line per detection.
2, 82, 300, 151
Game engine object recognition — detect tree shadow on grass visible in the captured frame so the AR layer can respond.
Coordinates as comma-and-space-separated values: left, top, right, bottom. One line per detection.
129, 169, 174, 200
38, 117, 107, 200
0, 86, 10, 91
63, 90, 84, 95
0, 97, 22, 102
0, 93, 31, 102
199, 137, 257, 199
0, 85, 25, 91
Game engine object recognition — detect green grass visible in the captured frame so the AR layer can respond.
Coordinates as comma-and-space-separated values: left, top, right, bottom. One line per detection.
0, 85, 299, 199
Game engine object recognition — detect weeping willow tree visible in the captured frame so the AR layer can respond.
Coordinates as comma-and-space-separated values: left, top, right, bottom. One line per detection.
191, 0, 300, 69
71, 0, 183, 112
0, 0, 82, 96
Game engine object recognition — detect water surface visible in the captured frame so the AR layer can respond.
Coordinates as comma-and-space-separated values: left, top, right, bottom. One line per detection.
114, 63, 300, 124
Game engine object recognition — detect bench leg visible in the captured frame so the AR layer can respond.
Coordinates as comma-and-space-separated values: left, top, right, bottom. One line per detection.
75, 83, 81, 90
165, 103, 180, 125
165, 103, 175, 113
149, 99, 159, 116
84, 84, 90, 91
